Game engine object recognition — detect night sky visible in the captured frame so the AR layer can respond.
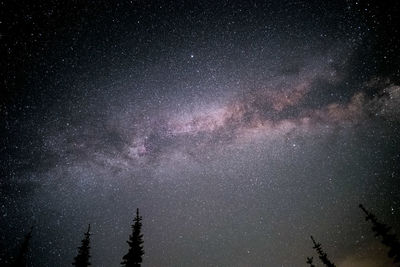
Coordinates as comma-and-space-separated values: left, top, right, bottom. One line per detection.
1, 0, 400, 266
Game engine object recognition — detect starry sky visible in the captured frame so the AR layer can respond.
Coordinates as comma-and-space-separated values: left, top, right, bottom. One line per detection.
1, 0, 400, 266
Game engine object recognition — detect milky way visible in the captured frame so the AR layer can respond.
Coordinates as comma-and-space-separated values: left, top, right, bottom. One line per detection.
1, 1, 400, 266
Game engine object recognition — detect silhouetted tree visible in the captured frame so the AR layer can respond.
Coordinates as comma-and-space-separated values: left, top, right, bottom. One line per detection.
310, 236, 336, 267
306, 256, 316, 267
73, 224, 91, 267
360, 204, 400, 263
13, 226, 33, 267
121, 208, 144, 267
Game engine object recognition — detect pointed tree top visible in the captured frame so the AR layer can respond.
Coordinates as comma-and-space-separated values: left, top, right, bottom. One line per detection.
359, 204, 368, 214
310, 236, 318, 246
121, 208, 144, 266
72, 224, 92, 267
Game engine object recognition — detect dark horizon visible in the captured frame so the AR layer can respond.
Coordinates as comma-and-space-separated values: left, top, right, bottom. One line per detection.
1, 0, 400, 266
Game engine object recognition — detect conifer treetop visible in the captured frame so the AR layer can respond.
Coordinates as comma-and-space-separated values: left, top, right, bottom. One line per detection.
72, 224, 92, 267
121, 208, 144, 267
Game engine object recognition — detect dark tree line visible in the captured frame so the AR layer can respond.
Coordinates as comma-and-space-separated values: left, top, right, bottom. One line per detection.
71, 208, 145, 267
1, 209, 144, 267
359, 204, 400, 263
2, 204, 399, 266
307, 204, 400, 266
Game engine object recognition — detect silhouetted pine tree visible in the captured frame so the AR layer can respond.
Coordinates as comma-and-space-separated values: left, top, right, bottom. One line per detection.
13, 226, 33, 267
310, 236, 336, 267
306, 256, 316, 267
359, 204, 400, 263
72, 224, 91, 267
121, 208, 144, 267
